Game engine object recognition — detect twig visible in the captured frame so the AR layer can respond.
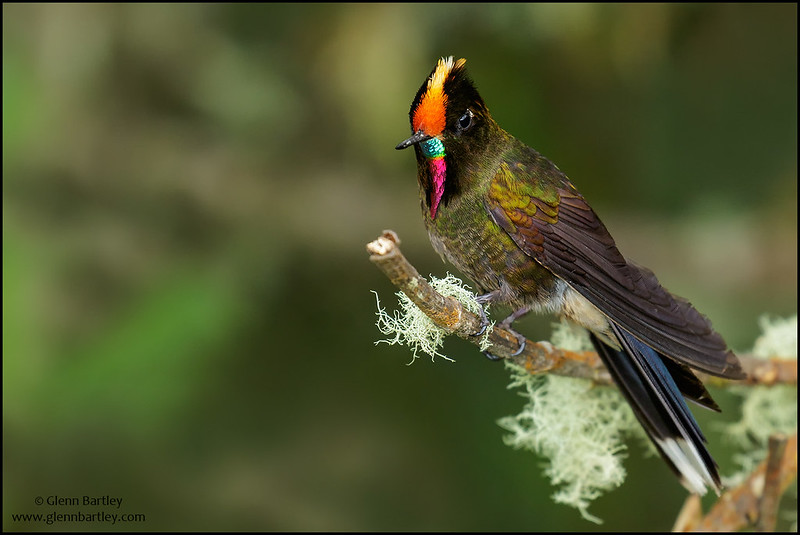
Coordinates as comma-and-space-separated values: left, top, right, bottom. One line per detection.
699, 358, 797, 388
367, 230, 611, 384
673, 431, 798, 532
367, 231, 797, 387
756, 433, 790, 532
369, 231, 798, 532
672, 494, 702, 532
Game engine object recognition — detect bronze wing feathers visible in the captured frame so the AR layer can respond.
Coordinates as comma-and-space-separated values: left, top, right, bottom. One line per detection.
486, 156, 744, 379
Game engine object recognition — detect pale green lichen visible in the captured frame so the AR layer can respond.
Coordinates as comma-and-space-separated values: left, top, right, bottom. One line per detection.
549, 318, 593, 352
722, 315, 797, 490
498, 320, 643, 524
375, 277, 798, 526
372, 273, 493, 363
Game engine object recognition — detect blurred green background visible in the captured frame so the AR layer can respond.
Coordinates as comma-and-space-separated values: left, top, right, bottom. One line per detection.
3, 3, 796, 531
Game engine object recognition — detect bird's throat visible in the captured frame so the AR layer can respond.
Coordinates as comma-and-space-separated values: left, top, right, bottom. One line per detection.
428, 157, 446, 219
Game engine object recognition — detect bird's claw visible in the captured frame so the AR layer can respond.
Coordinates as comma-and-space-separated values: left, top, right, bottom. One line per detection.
470, 305, 490, 337
509, 330, 526, 356
481, 349, 503, 361
481, 328, 526, 360
473, 295, 528, 359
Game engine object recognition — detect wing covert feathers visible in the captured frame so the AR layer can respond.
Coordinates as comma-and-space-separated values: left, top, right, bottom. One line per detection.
486, 159, 744, 379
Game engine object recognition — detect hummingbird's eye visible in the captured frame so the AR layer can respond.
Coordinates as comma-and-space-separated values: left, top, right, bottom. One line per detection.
458, 110, 473, 131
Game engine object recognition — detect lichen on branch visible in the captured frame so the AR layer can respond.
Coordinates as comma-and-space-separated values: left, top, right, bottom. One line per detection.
367, 230, 798, 528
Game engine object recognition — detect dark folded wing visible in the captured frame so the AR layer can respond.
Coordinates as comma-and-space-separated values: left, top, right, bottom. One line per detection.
485, 159, 743, 379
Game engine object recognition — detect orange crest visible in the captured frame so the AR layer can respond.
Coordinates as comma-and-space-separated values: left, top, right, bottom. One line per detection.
412, 57, 466, 137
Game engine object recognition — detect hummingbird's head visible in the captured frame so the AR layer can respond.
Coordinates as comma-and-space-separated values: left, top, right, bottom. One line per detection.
396, 56, 496, 219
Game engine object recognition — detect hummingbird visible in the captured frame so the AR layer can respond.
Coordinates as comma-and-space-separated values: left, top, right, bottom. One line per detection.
396, 56, 745, 496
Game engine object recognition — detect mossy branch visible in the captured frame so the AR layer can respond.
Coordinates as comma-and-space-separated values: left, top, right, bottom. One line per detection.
368, 230, 797, 529
367, 230, 610, 384
367, 230, 796, 387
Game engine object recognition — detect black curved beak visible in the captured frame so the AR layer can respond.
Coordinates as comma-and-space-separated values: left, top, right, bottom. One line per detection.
395, 130, 432, 150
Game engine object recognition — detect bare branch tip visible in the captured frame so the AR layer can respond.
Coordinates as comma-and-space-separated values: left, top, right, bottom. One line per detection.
367, 230, 402, 258
380, 229, 400, 245
367, 236, 397, 257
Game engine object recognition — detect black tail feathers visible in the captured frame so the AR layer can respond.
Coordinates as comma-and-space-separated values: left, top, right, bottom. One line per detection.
590, 323, 722, 495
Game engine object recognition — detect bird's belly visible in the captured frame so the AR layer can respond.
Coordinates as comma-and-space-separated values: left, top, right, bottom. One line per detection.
426, 209, 562, 311
427, 208, 615, 343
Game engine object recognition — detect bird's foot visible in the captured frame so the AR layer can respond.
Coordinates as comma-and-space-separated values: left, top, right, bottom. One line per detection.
503, 327, 527, 357
472, 309, 490, 337
469, 296, 531, 359
481, 330, 525, 359
470, 290, 499, 337
475, 290, 500, 306
499, 305, 530, 357
481, 304, 530, 359
499, 305, 532, 328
